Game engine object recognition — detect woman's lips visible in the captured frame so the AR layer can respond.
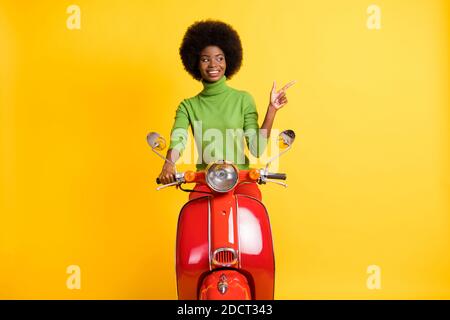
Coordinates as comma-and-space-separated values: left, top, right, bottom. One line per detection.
207, 70, 220, 77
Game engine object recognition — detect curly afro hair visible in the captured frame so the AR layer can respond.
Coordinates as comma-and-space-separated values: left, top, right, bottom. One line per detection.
179, 20, 243, 81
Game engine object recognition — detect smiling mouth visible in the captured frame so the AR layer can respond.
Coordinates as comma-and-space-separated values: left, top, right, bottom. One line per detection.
207, 70, 220, 76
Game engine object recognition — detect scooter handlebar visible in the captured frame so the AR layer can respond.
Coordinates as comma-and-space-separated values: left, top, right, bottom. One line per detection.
265, 172, 287, 180
155, 170, 287, 186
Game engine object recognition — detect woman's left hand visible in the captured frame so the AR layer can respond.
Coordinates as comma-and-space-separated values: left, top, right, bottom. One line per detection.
269, 80, 296, 111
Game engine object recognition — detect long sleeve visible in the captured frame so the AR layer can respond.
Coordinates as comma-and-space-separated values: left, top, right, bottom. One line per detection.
243, 93, 268, 157
168, 100, 190, 156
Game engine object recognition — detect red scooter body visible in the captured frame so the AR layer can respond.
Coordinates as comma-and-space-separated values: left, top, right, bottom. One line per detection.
175, 171, 275, 300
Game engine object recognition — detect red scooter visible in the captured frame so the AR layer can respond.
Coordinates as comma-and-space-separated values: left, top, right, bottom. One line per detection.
147, 130, 295, 300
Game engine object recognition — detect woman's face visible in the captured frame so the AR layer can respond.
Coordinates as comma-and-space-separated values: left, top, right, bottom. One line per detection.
198, 46, 226, 82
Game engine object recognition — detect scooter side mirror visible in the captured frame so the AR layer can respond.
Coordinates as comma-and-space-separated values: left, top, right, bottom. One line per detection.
146, 131, 176, 167
265, 129, 296, 172
278, 129, 296, 149
147, 132, 167, 151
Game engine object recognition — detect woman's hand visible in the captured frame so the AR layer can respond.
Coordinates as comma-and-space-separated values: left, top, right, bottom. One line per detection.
269, 80, 296, 111
260, 80, 296, 139
158, 161, 176, 185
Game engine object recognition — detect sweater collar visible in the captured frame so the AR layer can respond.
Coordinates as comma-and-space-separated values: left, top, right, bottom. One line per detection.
200, 75, 228, 96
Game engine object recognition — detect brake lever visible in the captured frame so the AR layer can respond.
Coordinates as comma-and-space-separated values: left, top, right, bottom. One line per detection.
156, 181, 181, 191
266, 179, 288, 188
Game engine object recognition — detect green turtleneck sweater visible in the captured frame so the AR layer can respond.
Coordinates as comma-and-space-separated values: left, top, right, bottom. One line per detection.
169, 76, 267, 171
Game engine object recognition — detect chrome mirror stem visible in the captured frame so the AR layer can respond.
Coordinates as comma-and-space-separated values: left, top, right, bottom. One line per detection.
264, 144, 292, 174
151, 148, 178, 176
151, 148, 175, 166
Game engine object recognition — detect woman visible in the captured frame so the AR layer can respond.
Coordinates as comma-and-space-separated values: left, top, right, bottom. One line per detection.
158, 20, 295, 200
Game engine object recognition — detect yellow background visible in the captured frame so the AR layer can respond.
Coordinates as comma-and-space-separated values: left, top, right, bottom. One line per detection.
0, 0, 449, 299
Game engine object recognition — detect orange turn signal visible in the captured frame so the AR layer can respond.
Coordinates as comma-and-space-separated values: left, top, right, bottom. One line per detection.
184, 171, 196, 183
248, 169, 260, 181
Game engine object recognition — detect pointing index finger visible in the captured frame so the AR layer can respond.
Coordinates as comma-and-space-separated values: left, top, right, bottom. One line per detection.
280, 80, 297, 92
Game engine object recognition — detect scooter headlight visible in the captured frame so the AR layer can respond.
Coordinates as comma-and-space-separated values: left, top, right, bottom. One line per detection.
205, 161, 239, 193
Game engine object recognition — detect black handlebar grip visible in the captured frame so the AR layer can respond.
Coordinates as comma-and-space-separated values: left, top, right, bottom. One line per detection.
266, 173, 287, 180
156, 177, 161, 184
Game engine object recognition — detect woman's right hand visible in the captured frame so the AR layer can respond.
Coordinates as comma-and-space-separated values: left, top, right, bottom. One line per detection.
158, 161, 176, 185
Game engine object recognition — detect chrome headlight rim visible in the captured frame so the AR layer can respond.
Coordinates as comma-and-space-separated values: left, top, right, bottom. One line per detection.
205, 160, 239, 193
